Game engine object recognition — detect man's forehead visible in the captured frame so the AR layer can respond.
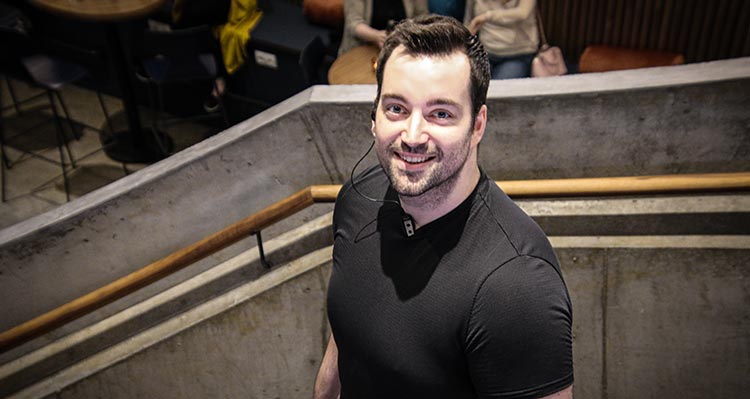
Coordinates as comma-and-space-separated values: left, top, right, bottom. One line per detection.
381, 46, 472, 104
389, 45, 470, 66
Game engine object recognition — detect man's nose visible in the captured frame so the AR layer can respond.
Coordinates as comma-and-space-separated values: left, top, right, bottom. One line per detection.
401, 113, 428, 147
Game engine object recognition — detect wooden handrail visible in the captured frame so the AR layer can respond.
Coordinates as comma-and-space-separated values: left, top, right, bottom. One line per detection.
496, 172, 750, 197
1, 171, 749, 352
0, 187, 316, 352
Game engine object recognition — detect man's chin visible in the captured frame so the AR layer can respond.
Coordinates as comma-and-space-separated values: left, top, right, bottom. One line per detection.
391, 178, 432, 197
387, 169, 424, 194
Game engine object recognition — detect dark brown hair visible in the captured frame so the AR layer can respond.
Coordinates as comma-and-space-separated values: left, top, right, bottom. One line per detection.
371, 15, 490, 121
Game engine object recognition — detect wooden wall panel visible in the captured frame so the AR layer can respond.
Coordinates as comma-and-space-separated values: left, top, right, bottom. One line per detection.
537, 0, 750, 63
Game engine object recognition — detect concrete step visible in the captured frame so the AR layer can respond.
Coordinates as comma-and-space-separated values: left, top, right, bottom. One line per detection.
2, 194, 749, 398
0, 212, 334, 398
518, 193, 750, 236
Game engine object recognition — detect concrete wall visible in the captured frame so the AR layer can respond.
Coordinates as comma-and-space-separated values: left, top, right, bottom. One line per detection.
26, 239, 749, 399
0, 58, 748, 339
563, 244, 749, 399
307, 62, 750, 181
51, 260, 334, 399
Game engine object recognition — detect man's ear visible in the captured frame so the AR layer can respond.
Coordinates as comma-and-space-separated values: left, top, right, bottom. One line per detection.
471, 104, 487, 146
371, 119, 376, 137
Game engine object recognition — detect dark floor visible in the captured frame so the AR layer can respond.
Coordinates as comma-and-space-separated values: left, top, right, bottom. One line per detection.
0, 78, 218, 230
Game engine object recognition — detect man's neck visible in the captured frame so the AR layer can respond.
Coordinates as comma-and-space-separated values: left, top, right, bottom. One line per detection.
399, 164, 481, 229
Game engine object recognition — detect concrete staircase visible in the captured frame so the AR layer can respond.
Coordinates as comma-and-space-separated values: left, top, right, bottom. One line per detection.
1, 57, 749, 399
0, 212, 335, 398
1, 193, 749, 398
3, 58, 748, 347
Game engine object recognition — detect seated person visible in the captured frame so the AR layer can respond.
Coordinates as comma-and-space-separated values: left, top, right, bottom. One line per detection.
155, 0, 261, 111
429, 0, 465, 21
339, 0, 427, 55
465, 0, 538, 79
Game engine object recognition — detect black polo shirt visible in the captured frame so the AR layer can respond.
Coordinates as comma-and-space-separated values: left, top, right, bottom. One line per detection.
328, 165, 573, 398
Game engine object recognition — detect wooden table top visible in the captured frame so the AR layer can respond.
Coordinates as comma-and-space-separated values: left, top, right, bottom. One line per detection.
30, 0, 166, 21
328, 45, 380, 85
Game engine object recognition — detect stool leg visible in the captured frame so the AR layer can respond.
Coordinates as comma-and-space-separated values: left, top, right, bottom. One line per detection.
48, 91, 71, 201
144, 79, 164, 152
50, 91, 76, 169
145, 81, 159, 134
95, 92, 115, 136
5, 77, 22, 115
154, 84, 169, 155
55, 91, 80, 141
96, 91, 128, 175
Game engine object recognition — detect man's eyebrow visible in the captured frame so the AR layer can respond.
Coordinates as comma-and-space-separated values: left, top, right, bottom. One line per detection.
381, 93, 407, 103
426, 98, 461, 108
381, 94, 461, 108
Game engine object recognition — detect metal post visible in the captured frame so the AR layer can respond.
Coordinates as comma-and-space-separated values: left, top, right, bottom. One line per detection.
255, 231, 271, 269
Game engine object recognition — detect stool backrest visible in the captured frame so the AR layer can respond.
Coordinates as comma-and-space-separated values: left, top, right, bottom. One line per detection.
138, 25, 221, 82
141, 25, 218, 60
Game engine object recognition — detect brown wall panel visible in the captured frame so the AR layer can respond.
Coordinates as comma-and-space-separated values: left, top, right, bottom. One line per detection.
537, 0, 750, 64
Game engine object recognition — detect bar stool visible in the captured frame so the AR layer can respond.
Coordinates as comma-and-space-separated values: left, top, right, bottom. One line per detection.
137, 24, 230, 148
0, 10, 116, 202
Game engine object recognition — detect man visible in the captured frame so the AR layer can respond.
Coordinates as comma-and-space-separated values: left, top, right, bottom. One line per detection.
314, 15, 573, 399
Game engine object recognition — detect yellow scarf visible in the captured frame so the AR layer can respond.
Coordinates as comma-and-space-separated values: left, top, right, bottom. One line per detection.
216, 0, 263, 74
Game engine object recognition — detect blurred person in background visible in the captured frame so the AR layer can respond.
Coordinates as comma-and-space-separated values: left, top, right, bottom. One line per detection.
429, 0, 465, 21
465, 0, 537, 79
338, 0, 428, 55
167, 0, 261, 111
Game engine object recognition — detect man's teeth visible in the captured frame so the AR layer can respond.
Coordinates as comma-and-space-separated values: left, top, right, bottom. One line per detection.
401, 155, 430, 164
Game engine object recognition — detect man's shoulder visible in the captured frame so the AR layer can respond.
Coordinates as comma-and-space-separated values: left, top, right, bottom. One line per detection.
474, 179, 559, 267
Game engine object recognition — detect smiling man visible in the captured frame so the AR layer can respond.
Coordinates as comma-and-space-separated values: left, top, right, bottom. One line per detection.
314, 15, 573, 399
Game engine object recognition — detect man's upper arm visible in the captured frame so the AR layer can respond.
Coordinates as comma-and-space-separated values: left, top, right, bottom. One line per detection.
465, 255, 573, 398
313, 334, 341, 399
540, 384, 573, 399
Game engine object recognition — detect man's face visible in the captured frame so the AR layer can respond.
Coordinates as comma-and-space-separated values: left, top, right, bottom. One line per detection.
373, 46, 485, 199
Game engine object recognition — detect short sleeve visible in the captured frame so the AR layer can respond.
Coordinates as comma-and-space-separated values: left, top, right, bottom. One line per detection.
465, 255, 573, 398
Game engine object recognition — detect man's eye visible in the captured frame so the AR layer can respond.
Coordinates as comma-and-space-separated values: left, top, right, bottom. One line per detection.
433, 111, 452, 119
386, 104, 404, 114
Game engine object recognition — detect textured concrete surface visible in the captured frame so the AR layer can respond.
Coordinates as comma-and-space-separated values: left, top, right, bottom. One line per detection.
560, 246, 750, 399
3, 195, 748, 397
480, 79, 750, 179
0, 213, 335, 397
0, 58, 748, 353
47, 253, 334, 399
11, 241, 745, 399
307, 58, 750, 180
556, 248, 606, 399
0, 100, 335, 332
604, 248, 750, 399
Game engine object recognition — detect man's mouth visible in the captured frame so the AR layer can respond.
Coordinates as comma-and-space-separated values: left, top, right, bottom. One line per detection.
397, 153, 435, 165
